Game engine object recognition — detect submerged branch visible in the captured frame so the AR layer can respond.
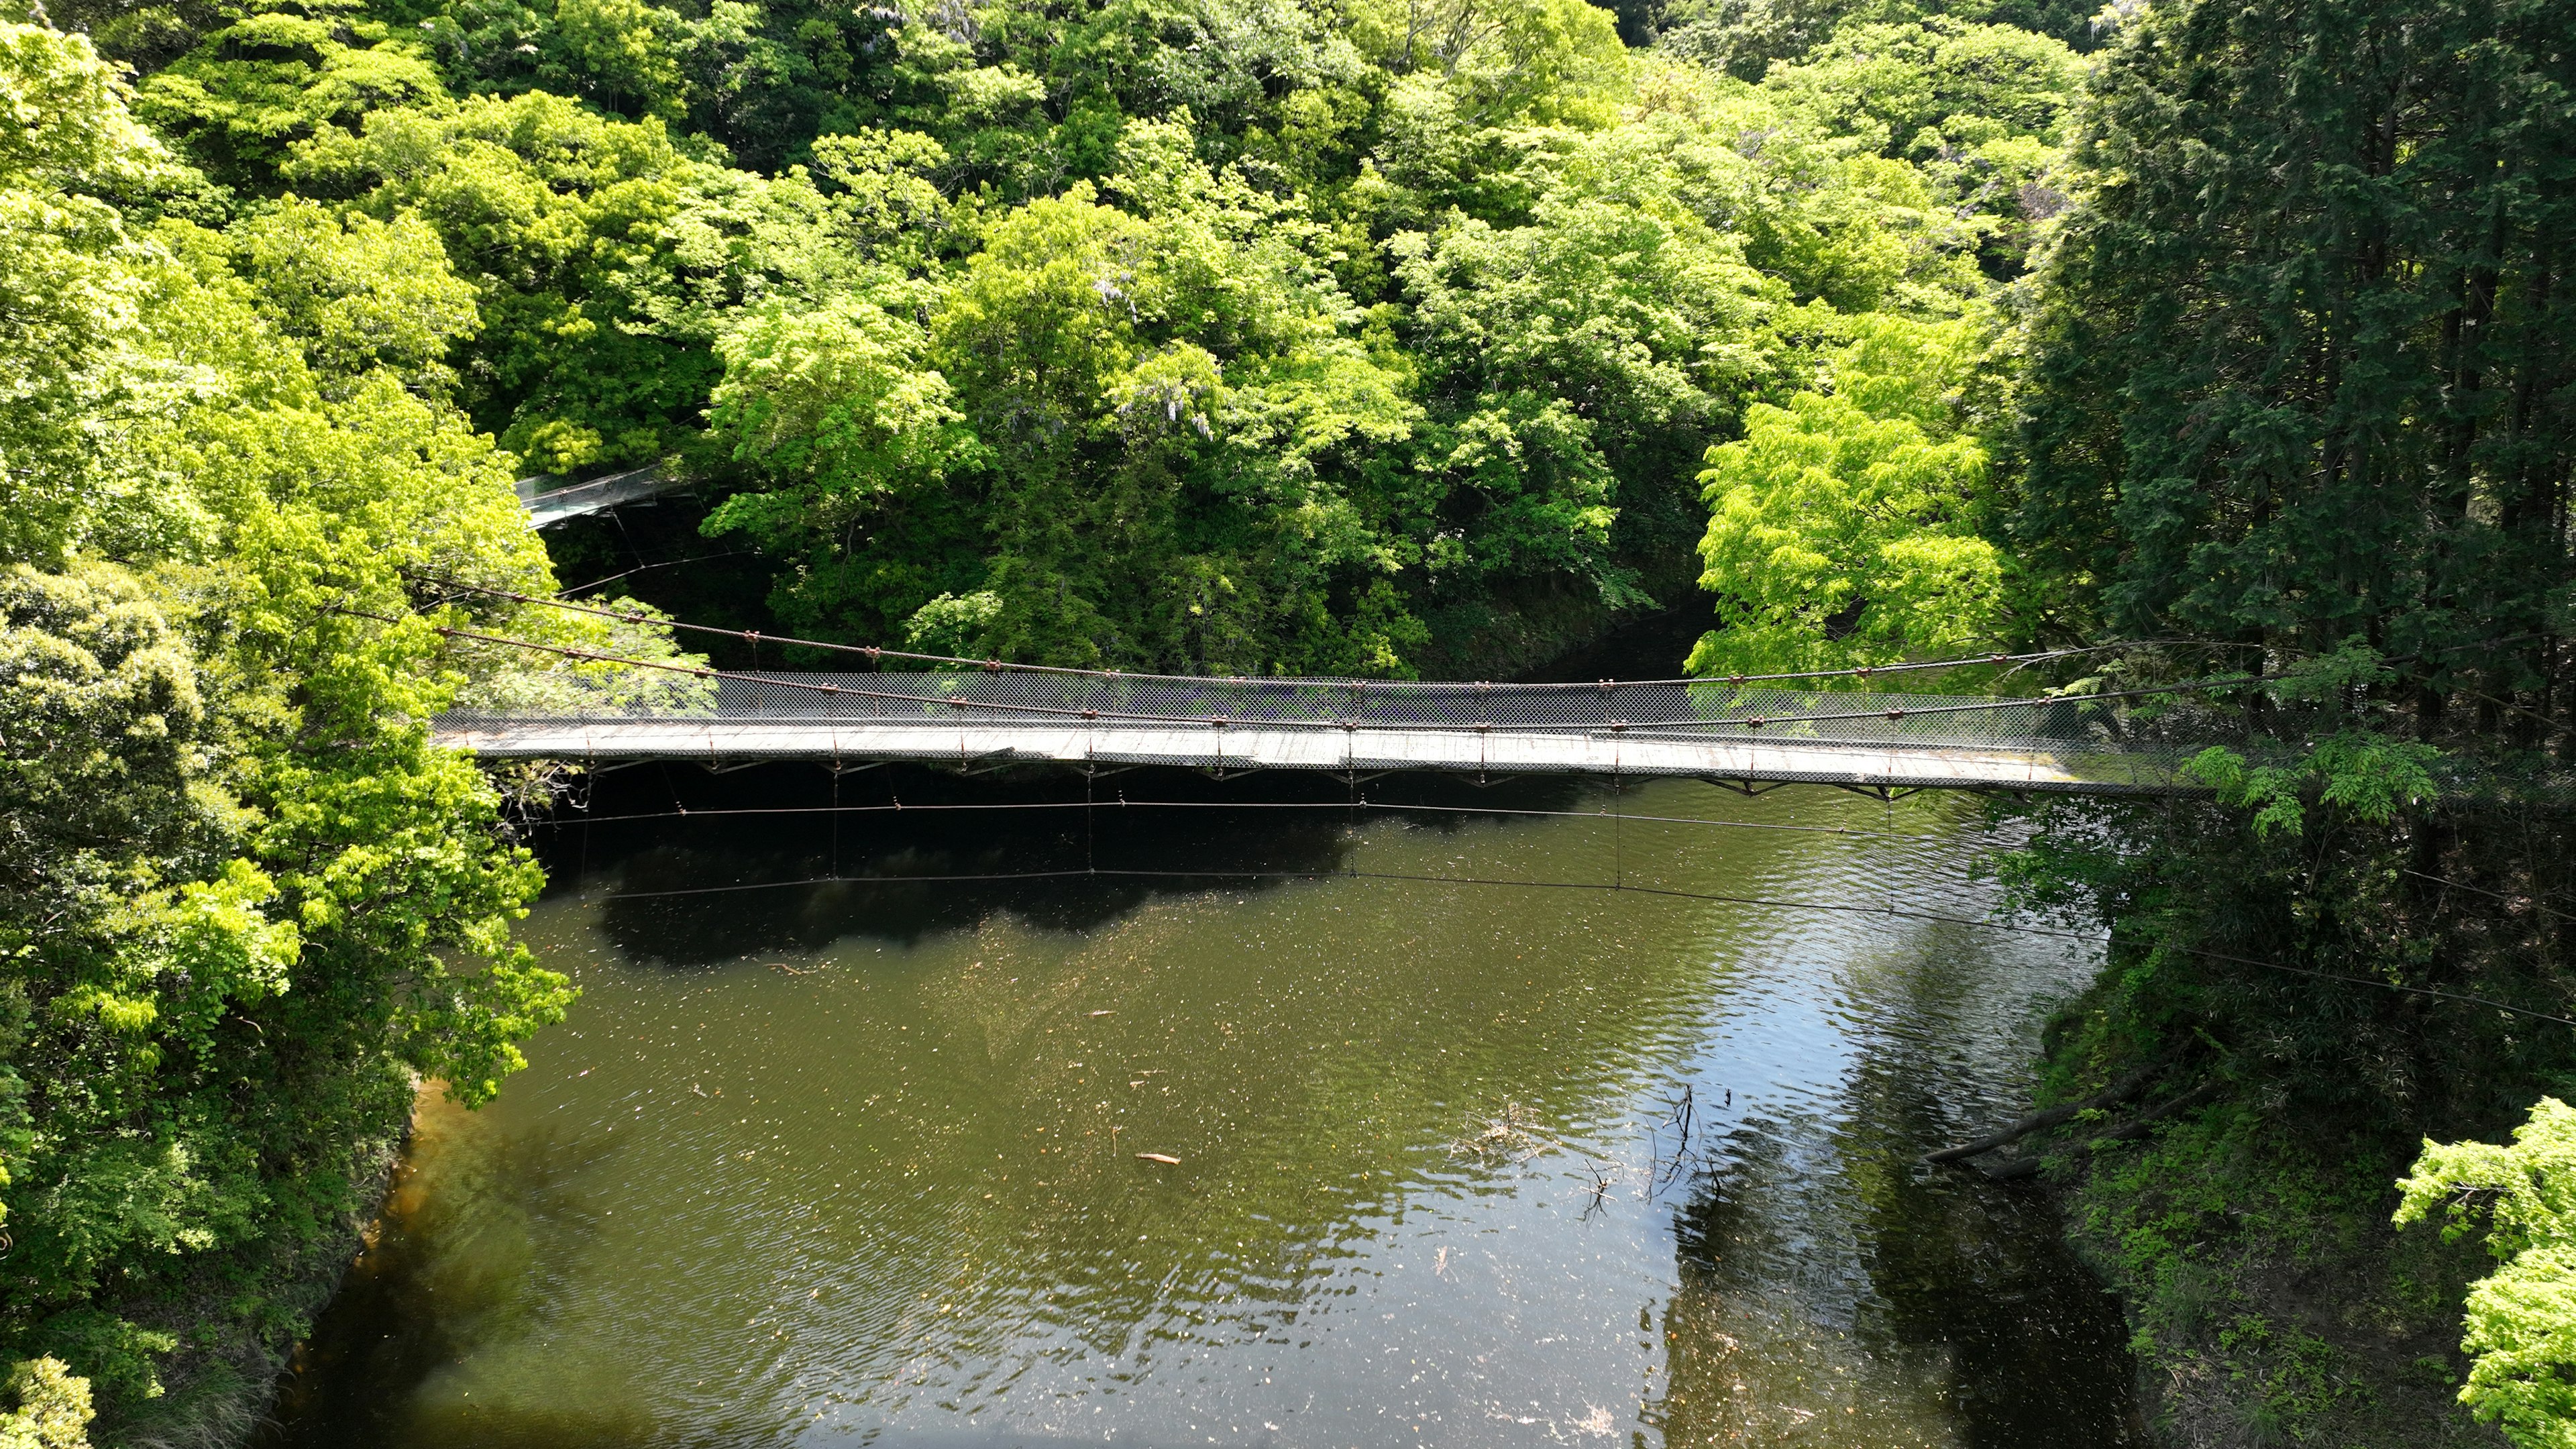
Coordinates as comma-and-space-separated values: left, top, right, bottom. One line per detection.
1925, 1057, 2169, 1164
1978, 1079, 2229, 1182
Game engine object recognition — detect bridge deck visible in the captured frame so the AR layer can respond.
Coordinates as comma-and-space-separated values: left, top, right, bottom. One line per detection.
433, 718, 2194, 795
517, 464, 688, 527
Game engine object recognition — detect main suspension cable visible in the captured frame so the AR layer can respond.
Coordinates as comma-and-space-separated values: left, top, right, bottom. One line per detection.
333, 606, 2259, 733
409, 572, 2565, 703
402, 573, 2092, 688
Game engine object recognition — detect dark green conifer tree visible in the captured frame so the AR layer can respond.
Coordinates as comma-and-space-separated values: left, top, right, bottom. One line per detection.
2021, 0, 2575, 719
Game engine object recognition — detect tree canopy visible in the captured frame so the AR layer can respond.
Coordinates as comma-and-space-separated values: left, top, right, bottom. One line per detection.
12, 0, 2576, 1436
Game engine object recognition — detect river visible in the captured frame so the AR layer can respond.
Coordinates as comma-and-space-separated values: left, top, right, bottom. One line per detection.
258, 755, 2143, 1448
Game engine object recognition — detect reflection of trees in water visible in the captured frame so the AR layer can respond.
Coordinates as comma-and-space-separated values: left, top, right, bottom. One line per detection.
272, 769, 2150, 1446
1660, 1118, 1943, 1444
557, 763, 1606, 962
260, 1098, 653, 1449
1658, 923, 2143, 1448
865, 841, 1737, 1381
288, 766, 1752, 1444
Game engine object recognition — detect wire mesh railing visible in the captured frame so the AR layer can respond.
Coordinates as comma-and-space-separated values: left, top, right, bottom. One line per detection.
437, 669, 2216, 757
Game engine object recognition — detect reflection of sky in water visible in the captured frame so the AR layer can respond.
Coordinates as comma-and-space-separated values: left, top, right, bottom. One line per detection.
263, 771, 2140, 1448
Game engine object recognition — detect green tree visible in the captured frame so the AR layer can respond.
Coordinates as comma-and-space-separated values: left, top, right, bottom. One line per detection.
0, 23, 191, 566
1688, 314, 2004, 674
131, 4, 447, 189
1389, 184, 1766, 591
227, 198, 482, 394
2018, 0, 2576, 697
1757, 16, 2082, 272
285, 90, 889, 472
706, 127, 1436, 674
0, 27, 610, 1438
2398, 1097, 2576, 1449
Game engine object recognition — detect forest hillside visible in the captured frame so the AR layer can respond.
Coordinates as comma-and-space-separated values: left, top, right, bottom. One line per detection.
1, 0, 2571, 1441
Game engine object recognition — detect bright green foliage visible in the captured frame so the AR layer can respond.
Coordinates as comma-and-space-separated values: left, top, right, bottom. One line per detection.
286, 89, 933, 472
1369, 0, 1633, 127
0, 24, 625, 1438
0, 1358, 91, 1449
2184, 733, 2445, 840
680, 64, 2020, 674
707, 153, 1434, 671
1756, 16, 2082, 270
708, 294, 967, 502
1687, 314, 2001, 675
543, 0, 690, 119
0, 23, 188, 567
1650, 0, 2099, 85
227, 199, 482, 394
78, 0, 2067, 674
283, 93, 730, 472
131, 5, 447, 189
1758, 15, 2083, 153
2398, 1099, 2576, 1448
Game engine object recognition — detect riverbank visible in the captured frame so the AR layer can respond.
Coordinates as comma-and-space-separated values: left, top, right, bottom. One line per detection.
2025, 1034, 2504, 1445
93, 1126, 406, 1449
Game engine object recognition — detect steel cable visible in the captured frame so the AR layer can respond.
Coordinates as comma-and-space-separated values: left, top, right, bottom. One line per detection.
336, 606, 2250, 740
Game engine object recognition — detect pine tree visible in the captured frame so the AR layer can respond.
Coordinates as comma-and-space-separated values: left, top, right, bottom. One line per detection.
2020, 0, 2576, 726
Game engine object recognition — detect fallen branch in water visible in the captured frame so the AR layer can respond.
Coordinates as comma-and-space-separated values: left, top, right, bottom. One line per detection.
1927, 1057, 2170, 1164
2082, 1078, 2224, 1148
1980, 1079, 2228, 1181
1449, 1100, 1557, 1164
1580, 1157, 1615, 1215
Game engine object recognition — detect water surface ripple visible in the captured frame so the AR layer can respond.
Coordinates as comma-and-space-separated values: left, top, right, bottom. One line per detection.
263, 769, 2141, 1448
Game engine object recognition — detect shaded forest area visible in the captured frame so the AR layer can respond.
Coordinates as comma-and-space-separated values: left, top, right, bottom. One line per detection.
0, 0, 2571, 1440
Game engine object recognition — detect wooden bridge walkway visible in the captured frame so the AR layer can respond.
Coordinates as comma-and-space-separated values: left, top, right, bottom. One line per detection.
433, 671, 2200, 796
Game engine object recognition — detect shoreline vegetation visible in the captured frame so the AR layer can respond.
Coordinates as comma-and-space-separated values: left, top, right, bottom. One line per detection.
1, 0, 2571, 1437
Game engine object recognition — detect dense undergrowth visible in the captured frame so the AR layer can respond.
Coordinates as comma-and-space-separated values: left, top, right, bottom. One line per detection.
1992, 763, 2576, 1444
2060, 1102, 2501, 1445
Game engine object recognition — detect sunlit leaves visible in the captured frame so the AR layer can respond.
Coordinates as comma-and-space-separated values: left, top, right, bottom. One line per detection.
0, 33, 585, 1427
2398, 1099, 2576, 1448
132, 10, 446, 186
706, 293, 968, 502
0, 1355, 93, 1448
0, 25, 182, 569
227, 200, 482, 396
1688, 315, 2001, 676
2184, 733, 2443, 840
550, 0, 689, 119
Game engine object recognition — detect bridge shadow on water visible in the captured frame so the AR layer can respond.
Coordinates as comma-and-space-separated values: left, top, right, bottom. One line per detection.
537, 762, 1617, 965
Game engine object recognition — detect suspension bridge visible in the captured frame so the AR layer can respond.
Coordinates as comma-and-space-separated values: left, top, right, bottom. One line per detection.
435, 669, 2215, 794
413, 594, 2217, 796
400, 587, 2576, 1033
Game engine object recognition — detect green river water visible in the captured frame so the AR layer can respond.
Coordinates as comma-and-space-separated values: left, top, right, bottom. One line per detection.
259, 763, 2141, 1448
